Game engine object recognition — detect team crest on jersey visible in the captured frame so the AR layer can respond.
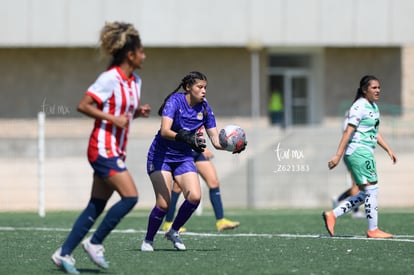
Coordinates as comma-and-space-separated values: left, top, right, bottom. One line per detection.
197, 112, 203, 120
117, 158, 126, 169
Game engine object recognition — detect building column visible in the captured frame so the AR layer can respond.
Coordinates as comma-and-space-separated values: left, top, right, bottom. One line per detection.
402, 45, 414, 119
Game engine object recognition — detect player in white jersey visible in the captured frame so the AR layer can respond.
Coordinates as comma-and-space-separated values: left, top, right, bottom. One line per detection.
331, 111, 365, 219
51, 22, 150, 274
323, 75, 397, 238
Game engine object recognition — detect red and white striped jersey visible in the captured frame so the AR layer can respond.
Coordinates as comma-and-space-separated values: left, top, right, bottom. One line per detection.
86, 66, 141, 161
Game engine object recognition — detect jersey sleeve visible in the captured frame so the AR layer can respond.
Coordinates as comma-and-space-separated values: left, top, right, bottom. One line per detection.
86, 71, 115, 104
133, 73, 142, 99
162, 95, 178, 119
347, 101, 363, 127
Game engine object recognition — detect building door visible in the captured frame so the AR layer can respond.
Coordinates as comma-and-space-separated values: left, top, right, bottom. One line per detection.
269, 69, 310, 126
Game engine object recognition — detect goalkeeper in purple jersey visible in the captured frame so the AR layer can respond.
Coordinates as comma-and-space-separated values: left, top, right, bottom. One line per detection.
141, 71, 246, 252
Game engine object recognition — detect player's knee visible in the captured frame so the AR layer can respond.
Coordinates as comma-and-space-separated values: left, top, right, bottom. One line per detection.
156, 201, 169, 212
206, 179, 219, 189
123, 196, 138, 210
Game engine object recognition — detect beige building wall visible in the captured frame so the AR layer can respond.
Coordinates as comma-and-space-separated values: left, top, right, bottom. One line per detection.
0, 47, 406, 119
324, 47, 402, 116
0, 48, 267, 118
402, 45, 414, 118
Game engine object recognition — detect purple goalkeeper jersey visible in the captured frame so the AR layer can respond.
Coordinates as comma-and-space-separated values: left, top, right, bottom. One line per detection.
148, 93, 216, 162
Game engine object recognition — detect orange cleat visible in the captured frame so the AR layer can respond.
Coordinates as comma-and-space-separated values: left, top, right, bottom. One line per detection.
367, 228, 393, 238
322, 211, 336, 237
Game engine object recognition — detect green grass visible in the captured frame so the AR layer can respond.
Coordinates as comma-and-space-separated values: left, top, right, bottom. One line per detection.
1, 209, 414, 275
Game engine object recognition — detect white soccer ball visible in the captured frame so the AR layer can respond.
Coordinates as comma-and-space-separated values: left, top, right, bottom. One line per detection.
219, 125, 246, 153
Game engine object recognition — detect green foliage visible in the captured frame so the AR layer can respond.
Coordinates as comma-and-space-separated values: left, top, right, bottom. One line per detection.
0, 209, 413, 275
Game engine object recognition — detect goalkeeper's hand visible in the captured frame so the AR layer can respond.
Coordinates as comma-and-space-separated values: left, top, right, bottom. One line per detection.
233, 140, 247, 154
175, 129, 206, 153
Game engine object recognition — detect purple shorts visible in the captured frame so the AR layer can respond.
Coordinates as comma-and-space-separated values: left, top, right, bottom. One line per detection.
89, 155, 127, 178
192, 151, 209, 162
147, 159, 197, 176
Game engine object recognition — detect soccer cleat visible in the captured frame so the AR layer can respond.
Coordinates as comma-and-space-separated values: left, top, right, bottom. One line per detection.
141, 240, 154, 252
161, 221, 187, 233
165, 229, 186, 251
367, 228, 393, 238
82, 237, 109, 269
51, 248, 63, 267
216, 218, 240, 231
51, 248, 80, 274
322, 211, 336, 237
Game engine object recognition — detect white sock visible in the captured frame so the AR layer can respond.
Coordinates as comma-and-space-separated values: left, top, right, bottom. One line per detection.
364, 185, 379, 231
333, 191, 366, 218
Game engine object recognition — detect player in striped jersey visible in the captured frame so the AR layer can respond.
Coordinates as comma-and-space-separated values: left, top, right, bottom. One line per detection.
323, 75, 397, 239
52, 21, 150, 274
141, 71, 246, 252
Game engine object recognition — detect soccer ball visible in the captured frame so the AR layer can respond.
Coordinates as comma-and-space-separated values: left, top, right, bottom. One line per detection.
219, 125, 246, 153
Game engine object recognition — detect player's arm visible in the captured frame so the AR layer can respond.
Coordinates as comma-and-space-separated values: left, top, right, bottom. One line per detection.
205, 127, 224, 150
134, 104, 151, 118
377, 132, 397, 164
159, 116, 177, 140
77, 94, 129, 128
328, 124, 355, 169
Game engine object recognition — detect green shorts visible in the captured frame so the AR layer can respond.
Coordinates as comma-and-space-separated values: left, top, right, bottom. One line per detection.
344, 148, 378, 185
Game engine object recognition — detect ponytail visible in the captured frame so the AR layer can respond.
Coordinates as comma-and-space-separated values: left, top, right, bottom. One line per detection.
353, 75, 378, 103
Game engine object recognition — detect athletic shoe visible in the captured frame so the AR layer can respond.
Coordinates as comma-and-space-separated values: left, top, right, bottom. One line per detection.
351, 211, 365, 219
165, 229, 186, 251
216, 218, 240, 231
331, 196, 339, 208
161, 221, 187, 233
82, 237, 109, 269
367, 228, 393, 238
322, 211, 336, 237
141, 240, 154, 252
51, 248, 80, 274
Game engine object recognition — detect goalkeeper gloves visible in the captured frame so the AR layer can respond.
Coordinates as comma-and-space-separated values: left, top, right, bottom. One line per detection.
175, 129, 206, 153
233, 140, 247, 154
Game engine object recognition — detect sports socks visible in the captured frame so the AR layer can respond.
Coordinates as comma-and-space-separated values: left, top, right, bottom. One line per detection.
337, 189, 360, 213
165, 191, 180, 222
364, 185, 379, 231
61, 198, 107, 256
209, 187, 224, 220
91, 196, 138, 244
145, 206, 167, 242
337, 189, 350, 202
171, 200, 199, 231
333, 191, 366, 218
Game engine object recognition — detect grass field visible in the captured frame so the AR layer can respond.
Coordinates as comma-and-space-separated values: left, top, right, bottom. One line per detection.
1, 209, 413, 275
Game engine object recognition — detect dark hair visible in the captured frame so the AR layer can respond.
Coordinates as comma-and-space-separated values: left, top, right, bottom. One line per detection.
100, 22, 142, 68
353, 75, 379, 103
158, 71, 208, 116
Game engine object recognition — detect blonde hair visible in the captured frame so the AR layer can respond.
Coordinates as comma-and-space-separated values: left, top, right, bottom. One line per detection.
99, 21, 141, 66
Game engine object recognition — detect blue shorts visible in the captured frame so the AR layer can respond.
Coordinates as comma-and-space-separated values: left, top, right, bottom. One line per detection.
89, 155, 127, 178
192, 151, 209, 162
147, 159, 197, 177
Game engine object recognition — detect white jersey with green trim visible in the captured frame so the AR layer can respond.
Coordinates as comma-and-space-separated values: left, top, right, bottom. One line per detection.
345, 97, 380, 155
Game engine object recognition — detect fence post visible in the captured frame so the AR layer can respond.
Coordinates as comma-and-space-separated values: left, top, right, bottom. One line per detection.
38, 112, 45, 217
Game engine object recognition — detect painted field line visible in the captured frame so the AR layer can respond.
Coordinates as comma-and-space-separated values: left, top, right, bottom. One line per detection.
1, 226, 414, 243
